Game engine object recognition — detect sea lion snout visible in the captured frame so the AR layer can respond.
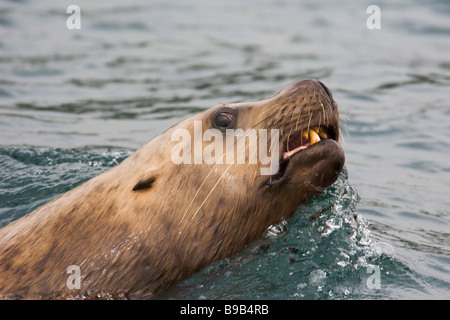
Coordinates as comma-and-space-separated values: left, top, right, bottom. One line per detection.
258, 79, 342, 185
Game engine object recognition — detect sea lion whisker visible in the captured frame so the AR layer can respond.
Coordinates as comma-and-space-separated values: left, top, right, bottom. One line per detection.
254, 104, 277, 121
250, 111, 277, 131
286, 125, 294, 152
190, 163, 233, 221
179, 162, 220, 225
295, 108, 302, 133
320, 101, 326, 128
183, 126, 258, 224
339, 118, 348, 145
307, 110, 313, 133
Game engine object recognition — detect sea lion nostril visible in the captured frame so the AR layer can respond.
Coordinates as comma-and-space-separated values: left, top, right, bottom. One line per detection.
318, 81, 333, 99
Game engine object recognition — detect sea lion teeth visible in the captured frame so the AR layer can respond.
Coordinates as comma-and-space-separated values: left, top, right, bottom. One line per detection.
318, 130, 328, 139
312, 127, 328, 140
301, 130, 308, 140
309, 130, 321, 145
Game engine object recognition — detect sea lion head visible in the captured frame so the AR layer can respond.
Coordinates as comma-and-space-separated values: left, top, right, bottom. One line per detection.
128, 79, 344, 294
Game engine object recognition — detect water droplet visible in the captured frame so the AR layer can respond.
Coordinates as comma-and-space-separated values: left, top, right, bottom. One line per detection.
372, 241, 395, 256
308, 269, 327, 286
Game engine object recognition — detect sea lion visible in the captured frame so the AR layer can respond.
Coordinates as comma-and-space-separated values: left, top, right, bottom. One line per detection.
0, 79, 344, 299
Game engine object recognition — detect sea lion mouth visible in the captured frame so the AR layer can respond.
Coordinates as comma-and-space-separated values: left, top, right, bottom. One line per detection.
262, 121, 342, 189
254, 79, 345, 190
278, 124, 339, 177
282, 125, 337, 160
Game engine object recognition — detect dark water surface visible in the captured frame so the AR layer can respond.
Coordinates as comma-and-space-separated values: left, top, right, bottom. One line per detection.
1, 0, 449, 299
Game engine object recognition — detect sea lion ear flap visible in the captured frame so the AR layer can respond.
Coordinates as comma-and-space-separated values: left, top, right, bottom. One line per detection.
132, 170, 158, 191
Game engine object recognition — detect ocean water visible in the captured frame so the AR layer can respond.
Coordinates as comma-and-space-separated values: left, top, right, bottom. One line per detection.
1, 0, 449, 300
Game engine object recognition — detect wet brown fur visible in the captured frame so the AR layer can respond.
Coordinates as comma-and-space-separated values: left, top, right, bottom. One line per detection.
0, 79, 344, 299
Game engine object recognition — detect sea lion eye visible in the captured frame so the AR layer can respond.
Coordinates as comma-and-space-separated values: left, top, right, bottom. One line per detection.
213, 111, 235, 129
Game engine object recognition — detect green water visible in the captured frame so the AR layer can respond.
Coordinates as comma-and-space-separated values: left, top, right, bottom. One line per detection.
1, 0, 449, 299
